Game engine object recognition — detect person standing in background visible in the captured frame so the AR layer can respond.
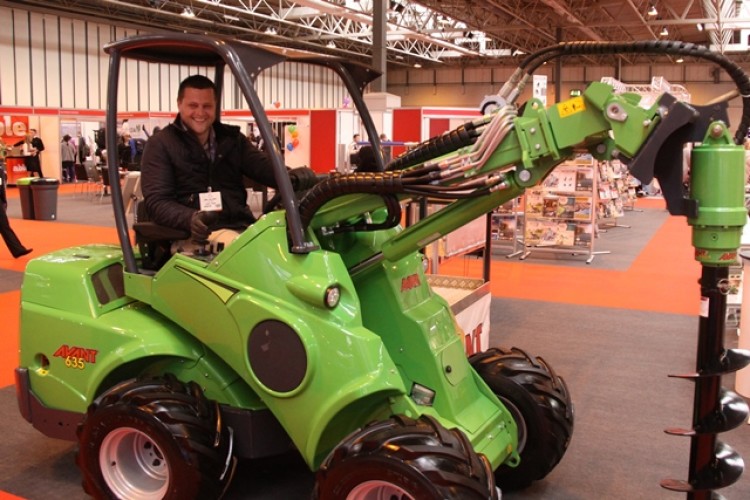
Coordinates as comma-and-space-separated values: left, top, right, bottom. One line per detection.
378, 133, 391, 163
348, 133, 362, 170
77, 133, 89, 165
14, 129, 45, 178
0, 158, 32, 258
60, 134, 77, 183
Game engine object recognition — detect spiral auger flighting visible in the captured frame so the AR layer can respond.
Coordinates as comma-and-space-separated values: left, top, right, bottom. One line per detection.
660, 265, 750, 499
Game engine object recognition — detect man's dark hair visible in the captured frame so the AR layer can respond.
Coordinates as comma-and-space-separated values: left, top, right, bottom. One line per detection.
356, 145, 381, 172
178, 75, 217, 101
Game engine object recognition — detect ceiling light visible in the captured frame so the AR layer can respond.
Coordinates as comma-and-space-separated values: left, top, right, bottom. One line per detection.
676, 57, 684, 63
648, 5, 658, 17
223, 14, 240, 22
696, 23, 704, 32
265, 27, 277, 35
327, 41, 336, 48
660, 26, 668, 37
181, 7, 195, 18
414, 63, 422, 68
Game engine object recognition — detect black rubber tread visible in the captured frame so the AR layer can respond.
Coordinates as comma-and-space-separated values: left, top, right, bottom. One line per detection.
314, 414, 498, 499
470, 346, 574, 491
76, 374, 235, 500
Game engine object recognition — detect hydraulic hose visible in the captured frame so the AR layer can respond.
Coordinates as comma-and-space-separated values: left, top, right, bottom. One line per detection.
299, 172, 406, 229
386, 120, 482, 171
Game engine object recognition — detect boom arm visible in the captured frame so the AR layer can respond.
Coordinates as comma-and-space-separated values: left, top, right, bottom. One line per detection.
315, 81, 743, 268
302, 69, 750, 498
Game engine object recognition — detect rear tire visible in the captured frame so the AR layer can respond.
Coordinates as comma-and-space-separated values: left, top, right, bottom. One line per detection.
76, 374, 235, 500
470, 346, 573, 491
314, 414, 497, 499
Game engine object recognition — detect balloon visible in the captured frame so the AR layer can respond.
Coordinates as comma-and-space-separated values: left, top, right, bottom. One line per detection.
342, 96, 351, 108
274, 101, 281, 109
286, 143, 294, 151
291, 130, 299, 138
292, 139, 299, 147
288, 125, 297, 133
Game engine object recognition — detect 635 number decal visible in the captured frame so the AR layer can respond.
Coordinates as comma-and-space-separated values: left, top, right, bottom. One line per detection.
53, 344, 98, 370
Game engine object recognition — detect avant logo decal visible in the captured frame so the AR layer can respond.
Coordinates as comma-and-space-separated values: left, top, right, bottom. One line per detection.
401, 273, 421, 292
53, 345, 99, 365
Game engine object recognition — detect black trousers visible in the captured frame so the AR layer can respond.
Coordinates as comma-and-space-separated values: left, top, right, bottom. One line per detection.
62, 161, 74, 182
24, 156, 43, 178
0, 202, 27, 257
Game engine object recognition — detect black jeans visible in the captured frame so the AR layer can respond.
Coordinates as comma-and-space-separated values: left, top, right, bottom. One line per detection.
0, 202, 27, 257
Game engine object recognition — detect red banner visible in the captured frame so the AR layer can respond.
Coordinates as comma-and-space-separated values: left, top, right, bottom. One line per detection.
0, 115, 29, 147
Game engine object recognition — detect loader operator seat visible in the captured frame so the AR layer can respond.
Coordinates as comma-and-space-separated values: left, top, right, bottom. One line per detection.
132, 201, 190, 271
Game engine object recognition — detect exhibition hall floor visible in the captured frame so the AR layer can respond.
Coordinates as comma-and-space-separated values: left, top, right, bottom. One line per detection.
0, 186, 748, 499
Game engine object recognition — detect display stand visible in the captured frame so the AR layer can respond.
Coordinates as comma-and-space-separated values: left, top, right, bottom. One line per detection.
519, 155, 609, 264
597, 159, 633, 229
490, 197, 523, 257
5, 156, 30, 185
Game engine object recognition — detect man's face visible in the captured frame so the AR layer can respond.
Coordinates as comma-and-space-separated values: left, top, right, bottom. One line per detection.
178, 87, 216, 141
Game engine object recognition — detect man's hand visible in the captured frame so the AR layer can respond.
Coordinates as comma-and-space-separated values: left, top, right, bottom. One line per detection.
289, 167, 318, 191
190, 211, 218, 244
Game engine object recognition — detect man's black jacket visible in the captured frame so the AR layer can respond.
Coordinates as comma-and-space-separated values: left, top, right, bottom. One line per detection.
141, 117, 277, 232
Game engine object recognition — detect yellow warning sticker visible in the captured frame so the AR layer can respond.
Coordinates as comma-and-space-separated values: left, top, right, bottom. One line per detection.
556, 96, 585, 118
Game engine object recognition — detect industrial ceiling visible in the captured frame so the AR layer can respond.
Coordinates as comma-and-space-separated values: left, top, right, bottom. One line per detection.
7, 0, 750, 68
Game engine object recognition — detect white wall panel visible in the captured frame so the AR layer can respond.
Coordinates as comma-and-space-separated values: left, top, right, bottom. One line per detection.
620, 65, 650, 82
44, 15, 61, 108
0, 7, 16, 104
97, 24, 112, 109
169, 65, 180, 111
160, 63, 171, 111
147, 63, 160, 111
29, 13, 48, 107
463, 67, 491, 85
86, 22, 101, 109
59, 17, 77, 108
561, 66, 585, 83
685, 64, 714, 82
13, 9, 31, 106
435, 68, 459, 84
72, 20, 88, 109
137, 61, 150, 110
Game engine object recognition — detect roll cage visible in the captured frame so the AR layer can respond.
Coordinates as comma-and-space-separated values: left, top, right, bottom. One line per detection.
103, 33, 384, 274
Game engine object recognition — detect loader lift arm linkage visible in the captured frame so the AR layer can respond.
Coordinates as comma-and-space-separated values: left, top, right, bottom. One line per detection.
301, 41, 750, 499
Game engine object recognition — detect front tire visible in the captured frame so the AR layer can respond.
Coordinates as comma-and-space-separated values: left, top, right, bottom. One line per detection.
76, 374, 235, 500
470, 347, 573, 491
314, 415, 497, 499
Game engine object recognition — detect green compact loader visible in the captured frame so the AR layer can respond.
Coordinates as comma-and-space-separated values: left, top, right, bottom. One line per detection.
15, 35, 750, 500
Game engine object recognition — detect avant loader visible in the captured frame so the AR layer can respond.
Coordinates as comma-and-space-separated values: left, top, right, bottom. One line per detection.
16, 35, 750, 499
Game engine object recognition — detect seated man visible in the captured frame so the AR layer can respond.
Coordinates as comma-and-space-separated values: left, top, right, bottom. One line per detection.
140, 74, 315, 250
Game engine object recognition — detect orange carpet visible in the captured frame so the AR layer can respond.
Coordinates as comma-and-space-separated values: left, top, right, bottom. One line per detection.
439, 197, 702, 315
0, 291, 19, 388
0, 492, 24, 500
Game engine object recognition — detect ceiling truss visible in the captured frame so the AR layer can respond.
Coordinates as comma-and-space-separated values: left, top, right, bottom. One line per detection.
7, 0, 750, 68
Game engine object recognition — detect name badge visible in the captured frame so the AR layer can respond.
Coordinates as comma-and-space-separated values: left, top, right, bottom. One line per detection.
199, 191, 223, 212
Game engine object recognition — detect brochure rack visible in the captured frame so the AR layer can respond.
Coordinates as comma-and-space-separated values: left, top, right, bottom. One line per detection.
597, 159, 636, 229
519, 155, 609, 264
490, 197, 523, 257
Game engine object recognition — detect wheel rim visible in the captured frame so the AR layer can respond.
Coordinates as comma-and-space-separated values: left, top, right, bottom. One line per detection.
500, 396, 528, 453
99, 427, 170, 500
347, 480, 416, 500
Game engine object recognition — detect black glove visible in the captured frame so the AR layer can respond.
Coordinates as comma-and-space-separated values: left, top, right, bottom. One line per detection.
289, 167, 318, 191
190, 211, 218, 244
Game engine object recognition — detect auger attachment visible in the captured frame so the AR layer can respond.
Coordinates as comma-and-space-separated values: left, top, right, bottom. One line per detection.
661, 122, 750, 499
